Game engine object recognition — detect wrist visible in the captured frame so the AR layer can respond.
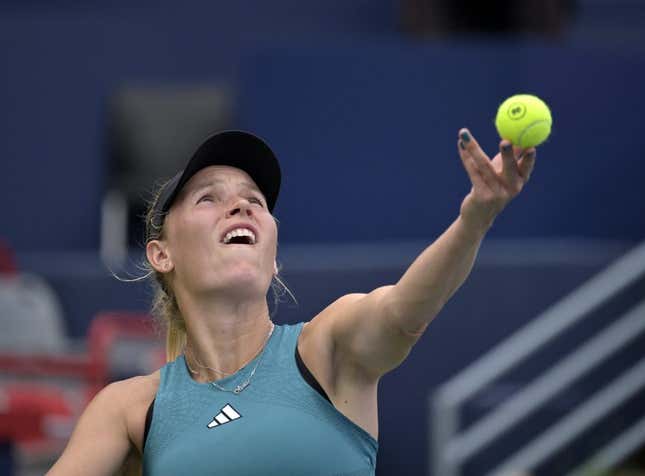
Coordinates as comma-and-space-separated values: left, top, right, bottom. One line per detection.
456, 211, 493, 241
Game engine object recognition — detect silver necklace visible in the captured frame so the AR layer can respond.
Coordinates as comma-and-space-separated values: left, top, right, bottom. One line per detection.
186, 322, 275, 395
185, 347, 234, 376
185, 321, 274, 377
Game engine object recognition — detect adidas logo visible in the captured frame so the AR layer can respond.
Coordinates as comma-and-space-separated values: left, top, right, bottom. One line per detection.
207, 404, 242, 428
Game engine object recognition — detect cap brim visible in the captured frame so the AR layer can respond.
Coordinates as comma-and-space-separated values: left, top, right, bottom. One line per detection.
159, 130, 281, 214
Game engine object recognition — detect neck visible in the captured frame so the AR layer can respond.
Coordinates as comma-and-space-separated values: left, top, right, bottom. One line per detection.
179, 290, 274, 383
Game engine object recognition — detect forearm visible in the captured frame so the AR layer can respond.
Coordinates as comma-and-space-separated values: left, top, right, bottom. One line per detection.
388, 214, 488, 334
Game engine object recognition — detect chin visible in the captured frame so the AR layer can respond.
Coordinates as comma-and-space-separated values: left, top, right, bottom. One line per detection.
218, 267, 271, 295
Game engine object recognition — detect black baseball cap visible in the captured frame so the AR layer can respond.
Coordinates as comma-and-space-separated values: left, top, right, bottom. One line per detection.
152, 130, 281, 227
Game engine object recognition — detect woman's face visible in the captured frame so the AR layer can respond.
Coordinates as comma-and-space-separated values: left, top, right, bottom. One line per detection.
155, 165, 278, 299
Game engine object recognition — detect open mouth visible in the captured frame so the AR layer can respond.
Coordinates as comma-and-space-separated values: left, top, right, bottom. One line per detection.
226, 235, 254, 245
221, 227, 257, 245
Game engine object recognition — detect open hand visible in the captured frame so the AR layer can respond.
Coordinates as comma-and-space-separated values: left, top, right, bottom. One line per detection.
457, 128, 536, 233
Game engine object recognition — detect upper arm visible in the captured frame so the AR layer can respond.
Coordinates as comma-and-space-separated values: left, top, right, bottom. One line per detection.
47, 381, 134, 476
326, 285, 428, 380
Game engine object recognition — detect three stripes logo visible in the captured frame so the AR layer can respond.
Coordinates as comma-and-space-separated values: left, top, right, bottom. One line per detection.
207, 403, 242, 429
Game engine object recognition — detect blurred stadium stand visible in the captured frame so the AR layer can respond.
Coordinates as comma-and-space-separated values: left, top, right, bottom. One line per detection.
433, 242, 645, 475
104, 84, 234, 261
401, 0, 577, 38
1, 0, 644, 474
0, 312, 163, 474
0, 273, 67, 354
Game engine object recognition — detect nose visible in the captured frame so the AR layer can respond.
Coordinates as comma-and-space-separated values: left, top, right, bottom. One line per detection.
225, 197, 254, 218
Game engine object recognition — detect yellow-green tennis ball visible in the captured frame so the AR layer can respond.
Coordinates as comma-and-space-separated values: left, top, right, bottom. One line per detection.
495, 94, 552, 148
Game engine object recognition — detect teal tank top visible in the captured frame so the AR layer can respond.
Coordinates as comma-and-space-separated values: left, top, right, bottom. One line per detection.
143, 322, 378, 475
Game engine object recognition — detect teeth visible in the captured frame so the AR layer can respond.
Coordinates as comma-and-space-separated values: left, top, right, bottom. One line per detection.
223, 228, 256, 244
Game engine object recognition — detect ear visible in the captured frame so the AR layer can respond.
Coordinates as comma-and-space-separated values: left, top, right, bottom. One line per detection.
146, 239, 174, 274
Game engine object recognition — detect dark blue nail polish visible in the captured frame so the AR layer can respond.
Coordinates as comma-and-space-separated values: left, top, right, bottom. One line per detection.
526, 151, 536, 159
459, 140, 466, 150
460, 131, 471, 143
502, 143, 512, 152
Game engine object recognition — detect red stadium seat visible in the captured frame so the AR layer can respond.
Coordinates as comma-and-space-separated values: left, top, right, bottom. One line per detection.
0, 311, 163, 471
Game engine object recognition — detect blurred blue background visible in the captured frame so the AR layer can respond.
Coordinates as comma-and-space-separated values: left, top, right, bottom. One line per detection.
1, 0, 644, 475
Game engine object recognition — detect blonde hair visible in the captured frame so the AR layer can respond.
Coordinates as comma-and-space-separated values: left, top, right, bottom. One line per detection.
142, 178, 295, 362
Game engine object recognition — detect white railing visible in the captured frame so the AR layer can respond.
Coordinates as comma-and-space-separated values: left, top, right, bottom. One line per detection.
567, 413, 645, 476
431, 240, 645, 476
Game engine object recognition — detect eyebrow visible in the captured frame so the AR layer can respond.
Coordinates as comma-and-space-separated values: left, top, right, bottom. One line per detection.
189, 179, 262, 198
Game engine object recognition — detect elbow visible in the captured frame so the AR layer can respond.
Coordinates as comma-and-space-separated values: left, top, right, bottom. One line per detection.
401, 321, 430, 338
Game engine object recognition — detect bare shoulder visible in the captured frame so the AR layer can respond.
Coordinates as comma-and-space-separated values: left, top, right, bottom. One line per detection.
302, 288, 391, 354
304, 293, 366, 334
99, 370, 159, 414
299, 294, 363, 361
47, 370, 161, 476
117, 370, 161, 454
302, 290, 371, 340
113, 369, 161, 401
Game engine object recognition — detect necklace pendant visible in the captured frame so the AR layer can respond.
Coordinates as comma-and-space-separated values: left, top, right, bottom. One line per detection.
234, 382, 249, 394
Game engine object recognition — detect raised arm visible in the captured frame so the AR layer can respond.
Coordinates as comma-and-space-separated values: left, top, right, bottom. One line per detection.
327, 129, 537, 378
47, 378, 146, 476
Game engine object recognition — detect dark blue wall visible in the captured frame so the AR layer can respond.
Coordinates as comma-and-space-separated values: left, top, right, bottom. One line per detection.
238, 43, 645, 243
0, 1, 396, 251
2, 3, 644, 251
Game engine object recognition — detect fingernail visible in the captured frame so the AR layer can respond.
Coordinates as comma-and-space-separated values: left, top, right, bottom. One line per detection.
525, 151, 536, 159
459, 140, 466, 150
502, 143, 512, 152
460, 131, 471, 143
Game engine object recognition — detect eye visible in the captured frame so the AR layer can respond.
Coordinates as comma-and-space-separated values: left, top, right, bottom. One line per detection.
197, 194, 214, 203
249, 197, 264, 207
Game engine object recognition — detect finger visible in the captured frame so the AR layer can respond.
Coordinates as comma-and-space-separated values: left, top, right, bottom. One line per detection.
459, 129, 502, 192
458, 140, 492, 191
518, 148, 537, 181
513, 145, 523, 157
499, 140, 523, 189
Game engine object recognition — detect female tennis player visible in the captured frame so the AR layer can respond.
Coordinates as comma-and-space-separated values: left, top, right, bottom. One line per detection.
48, 129, 535, 475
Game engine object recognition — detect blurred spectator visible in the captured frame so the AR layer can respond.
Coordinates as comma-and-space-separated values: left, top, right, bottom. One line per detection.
401, 0, 577, 39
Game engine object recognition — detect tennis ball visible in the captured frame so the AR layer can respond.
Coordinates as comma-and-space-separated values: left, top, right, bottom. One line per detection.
495, 94, 552, 148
